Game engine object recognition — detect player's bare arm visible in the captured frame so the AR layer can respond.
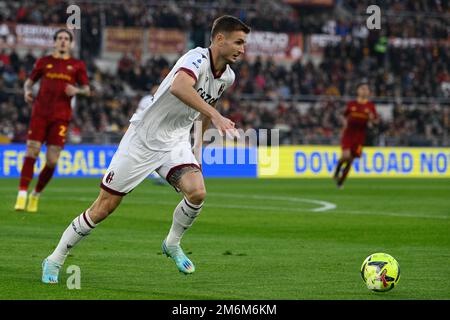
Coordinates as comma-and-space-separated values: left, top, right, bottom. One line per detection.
340, 114, 347, 129
23, 79, 35, 103
170, 71, 237, 137
193, 113, 212, 164
369, 112, 379, 125
65, 84, 91, 97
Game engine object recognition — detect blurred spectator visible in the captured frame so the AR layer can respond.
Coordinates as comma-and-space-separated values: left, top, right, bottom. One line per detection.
0, 0, 448, 146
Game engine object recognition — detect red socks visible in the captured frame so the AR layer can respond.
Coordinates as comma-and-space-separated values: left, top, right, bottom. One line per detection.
19, 156, 36, 191
35, 165, 56, 193
19, 157, 56, 193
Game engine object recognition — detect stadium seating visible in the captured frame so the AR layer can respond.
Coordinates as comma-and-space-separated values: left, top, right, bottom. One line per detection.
0, 0, 448, 146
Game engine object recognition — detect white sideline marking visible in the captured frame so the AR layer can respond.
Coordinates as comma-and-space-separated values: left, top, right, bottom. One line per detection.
1, 187, 448, 219
50, 195, 336, 214
36, 195, 447, 219
209, 192, 337, 212
0, 186, 337, 213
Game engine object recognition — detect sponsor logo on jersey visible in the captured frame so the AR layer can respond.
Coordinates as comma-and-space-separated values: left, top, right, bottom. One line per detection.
218, 83, 225, 96
45, 72, 72, 81
197, 87, 217, 105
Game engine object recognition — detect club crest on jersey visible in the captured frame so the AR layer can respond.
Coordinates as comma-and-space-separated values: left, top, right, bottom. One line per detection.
67, 65, 73, 70
46, 64, 53, 69
105, 171, 115, 184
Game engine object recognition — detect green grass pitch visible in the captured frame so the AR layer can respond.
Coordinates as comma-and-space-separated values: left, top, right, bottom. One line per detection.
0, 178, 449, 299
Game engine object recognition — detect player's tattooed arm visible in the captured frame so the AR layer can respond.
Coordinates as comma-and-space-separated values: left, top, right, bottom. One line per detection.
171, 71, 238, 138
23, 79, 35, 103
65, 84, 91, 97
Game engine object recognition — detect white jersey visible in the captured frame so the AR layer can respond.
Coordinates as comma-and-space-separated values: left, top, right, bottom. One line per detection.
136, 94, 154, 114
130, 47, 235, 151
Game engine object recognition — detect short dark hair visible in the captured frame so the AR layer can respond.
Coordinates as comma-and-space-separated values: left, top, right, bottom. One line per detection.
211, 15, 251, 39
356, 81, 369, 90
54, 29, 73, 42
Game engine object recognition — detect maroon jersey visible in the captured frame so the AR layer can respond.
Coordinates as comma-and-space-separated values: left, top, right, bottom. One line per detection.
343, 100, 377, 132
341, 100, 377, 157
29, 55, 88, 121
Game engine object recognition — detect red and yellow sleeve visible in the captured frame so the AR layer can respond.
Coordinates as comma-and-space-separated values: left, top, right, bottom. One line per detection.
344, 102, 352, 117
76, 61, 89, 86
371, 103, 378, 119
29, 58, 45, 82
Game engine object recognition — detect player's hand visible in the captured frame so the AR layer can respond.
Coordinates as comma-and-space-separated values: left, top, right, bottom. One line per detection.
65, 84, 79, 97
24, 91, 33, 104
211, 112, 240, 139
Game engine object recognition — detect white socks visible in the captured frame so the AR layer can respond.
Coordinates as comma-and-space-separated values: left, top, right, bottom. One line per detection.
47, 210, 97, 265
47, 198, 202, 265
165, 198, 203, 246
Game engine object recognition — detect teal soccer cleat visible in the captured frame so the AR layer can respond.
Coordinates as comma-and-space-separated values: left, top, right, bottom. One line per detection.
162, 240, 195, 275
42, 258, 62, 284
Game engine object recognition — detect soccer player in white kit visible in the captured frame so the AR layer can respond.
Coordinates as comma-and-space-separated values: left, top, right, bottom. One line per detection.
41, 15, 250, 283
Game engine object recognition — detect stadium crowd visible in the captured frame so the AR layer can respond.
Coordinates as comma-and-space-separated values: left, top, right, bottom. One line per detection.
1, 50, 449, 147
2, 0, 448, 54
0, 0, 449, 146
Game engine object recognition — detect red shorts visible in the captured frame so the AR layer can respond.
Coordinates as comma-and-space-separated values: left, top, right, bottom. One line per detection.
27, 116, 69, 147
341, 130, 365, 158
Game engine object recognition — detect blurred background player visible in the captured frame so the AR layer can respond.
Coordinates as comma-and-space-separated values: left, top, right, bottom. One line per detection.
333, 82, 378, 188
14, 29, 90, 212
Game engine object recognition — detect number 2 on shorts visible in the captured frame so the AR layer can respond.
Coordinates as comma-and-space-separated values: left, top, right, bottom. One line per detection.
59, 125, 67, 137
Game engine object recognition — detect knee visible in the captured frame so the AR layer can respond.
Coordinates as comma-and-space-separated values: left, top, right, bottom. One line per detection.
26, 141, 41, 158
186, 188, 206, 205
342, 154, 352, 162
46, 149, 61, 168
46, 157, 59, 168
26, 147, 40, 159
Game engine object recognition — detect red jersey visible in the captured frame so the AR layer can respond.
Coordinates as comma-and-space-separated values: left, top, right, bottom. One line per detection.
341, 100, 377, 157
344, 100, 377, 132
29, 55, 89, 121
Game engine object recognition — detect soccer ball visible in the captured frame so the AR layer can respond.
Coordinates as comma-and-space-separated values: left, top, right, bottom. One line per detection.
360, 252, 400, 292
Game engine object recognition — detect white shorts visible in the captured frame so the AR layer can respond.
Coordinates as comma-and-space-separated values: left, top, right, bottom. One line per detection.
101, 125, 200, 195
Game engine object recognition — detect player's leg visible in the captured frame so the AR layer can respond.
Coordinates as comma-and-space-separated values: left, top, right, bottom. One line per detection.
338, 146, 361, 187
157, 141, 204, 274
161, 165, 205, 274
27, 145, 62, 212
36, 144, 61, 193
42, 124, 157, 283
166, 166, 205, 246
42, 189, 123, 283
16, 116, 47, 210
334, 149, 352, 182
338, 156, 353, 187
15, 140, 42, 211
